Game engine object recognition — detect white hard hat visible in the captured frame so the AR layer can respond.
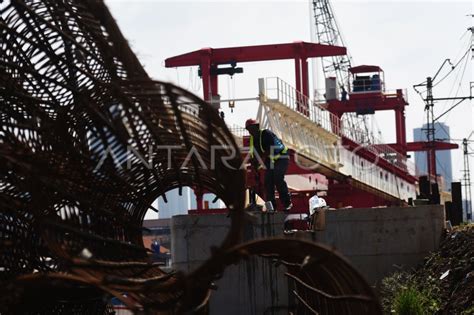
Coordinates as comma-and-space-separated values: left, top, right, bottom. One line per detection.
318, 198, 327, 208
309, 196, 327, 215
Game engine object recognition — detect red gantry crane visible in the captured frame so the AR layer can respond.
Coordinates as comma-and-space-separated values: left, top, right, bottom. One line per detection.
164, 1, 458, 213
165, 40, 418, 211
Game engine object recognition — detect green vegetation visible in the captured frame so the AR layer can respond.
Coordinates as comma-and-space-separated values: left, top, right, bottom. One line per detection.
393, 286, 425, 315
462, 306, 474, 315
382, 224, 474, 314
381, 271, 440, 315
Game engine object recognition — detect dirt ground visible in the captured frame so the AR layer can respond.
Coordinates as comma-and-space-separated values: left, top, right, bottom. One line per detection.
413, 224, 474, 314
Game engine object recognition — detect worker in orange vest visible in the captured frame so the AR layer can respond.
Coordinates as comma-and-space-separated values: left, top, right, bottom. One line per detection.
245, 118, 292, 212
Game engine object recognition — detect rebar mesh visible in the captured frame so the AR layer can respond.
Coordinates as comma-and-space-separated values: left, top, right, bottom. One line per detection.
1, 0, 244, 312
1, 0, 381, 314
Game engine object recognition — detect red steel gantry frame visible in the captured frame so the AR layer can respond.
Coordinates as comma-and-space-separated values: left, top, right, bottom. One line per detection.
165, 41, 346, 108
165, 44, 456, 211
166, 42, 345, 210
326, 65, 457, 169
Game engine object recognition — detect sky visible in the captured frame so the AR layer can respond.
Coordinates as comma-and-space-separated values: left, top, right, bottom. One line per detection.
106, 0, 473, 184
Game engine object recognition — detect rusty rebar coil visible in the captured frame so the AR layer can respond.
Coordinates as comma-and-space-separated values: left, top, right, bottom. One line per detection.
1, 0, 245, 312
1, 0, 381, 314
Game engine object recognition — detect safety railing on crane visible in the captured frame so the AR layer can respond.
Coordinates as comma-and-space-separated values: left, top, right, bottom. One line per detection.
260, 77, 412, 174
261, 77, 342, 136
313, 89, 408, 108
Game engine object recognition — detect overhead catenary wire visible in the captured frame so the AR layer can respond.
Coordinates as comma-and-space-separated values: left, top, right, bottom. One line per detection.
437, 40, 472, 123
435, 99, 468, 123
448, 35, 473, 99
432, 41, 472, 88
439, 35, 472, 113
412, 28, 473, 161
412, 36, 472, 183
413, 32, 472, 99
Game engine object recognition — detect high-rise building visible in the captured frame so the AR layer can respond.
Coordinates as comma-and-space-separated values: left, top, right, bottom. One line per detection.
154, 187, 224, 219
155, 187, 196, 219
413, 122, 453, 191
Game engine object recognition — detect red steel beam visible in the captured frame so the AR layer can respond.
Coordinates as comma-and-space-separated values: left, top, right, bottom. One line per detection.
326, 96, 406, 114
395, 109, 406, 148
406, 141, 458, 151
165, 42, 346, 67
165, 41, 346, 105
302, 57, 309, 98
372, 141, 458, 153
295, 56, 302, 97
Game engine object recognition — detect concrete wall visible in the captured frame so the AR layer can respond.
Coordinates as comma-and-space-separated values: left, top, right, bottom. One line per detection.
171, 213, 288, 314
308, 205, 445, 285
171, 205, 445, 313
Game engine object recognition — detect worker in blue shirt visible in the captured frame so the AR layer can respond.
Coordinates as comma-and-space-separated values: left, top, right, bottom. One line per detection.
245, 118, 292, 212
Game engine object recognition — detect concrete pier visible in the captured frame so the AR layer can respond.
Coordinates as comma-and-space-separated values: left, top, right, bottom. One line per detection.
171, 205, 445, 313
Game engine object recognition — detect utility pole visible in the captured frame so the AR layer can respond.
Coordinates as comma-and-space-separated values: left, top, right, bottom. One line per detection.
412, 19, 474, 207
462, 138, 473, 220
414, 54, 473, 189
423, 76, 436, 187
414, 59, 453, 187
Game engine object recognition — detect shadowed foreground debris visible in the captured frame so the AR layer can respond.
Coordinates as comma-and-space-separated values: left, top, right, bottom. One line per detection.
414, 225, 474, 313
381, 224, 474, 314
0, 0, 381, 313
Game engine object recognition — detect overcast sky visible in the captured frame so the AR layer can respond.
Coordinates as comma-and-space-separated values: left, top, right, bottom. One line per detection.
106, 0, 473, 183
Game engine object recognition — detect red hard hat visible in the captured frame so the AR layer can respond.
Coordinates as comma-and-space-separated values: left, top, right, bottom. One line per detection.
245, 118, 259, 129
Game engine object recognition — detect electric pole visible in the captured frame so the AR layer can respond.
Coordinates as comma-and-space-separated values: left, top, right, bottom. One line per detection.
423, 76, 436, 186
462, 138, 473, 220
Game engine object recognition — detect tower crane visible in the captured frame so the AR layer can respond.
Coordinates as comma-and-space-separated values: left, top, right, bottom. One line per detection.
311, 0, 373, 143
311, 0, 351, 94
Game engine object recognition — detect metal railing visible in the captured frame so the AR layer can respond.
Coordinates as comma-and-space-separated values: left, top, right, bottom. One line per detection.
313, 87, 408, 104
262, 77, 342, 136
261, 77, 411, 173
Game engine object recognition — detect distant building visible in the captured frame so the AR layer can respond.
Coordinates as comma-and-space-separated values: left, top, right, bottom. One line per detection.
155, 187, 196, 219
155, 187, 224, 219
413, 122, 453, 191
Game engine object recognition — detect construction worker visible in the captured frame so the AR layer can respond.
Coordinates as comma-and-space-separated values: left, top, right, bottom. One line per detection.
309, 195, 328, 230
245, 118, 292, 212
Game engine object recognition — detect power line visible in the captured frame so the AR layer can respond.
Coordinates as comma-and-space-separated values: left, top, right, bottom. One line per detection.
432, 38, 472, 88
434, 99, 468, 123
411, 25, 473, 187
438, 44, 472, 124
440, 35, 472, 117
413, 31, 473, 100
432, 59, 455, 88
